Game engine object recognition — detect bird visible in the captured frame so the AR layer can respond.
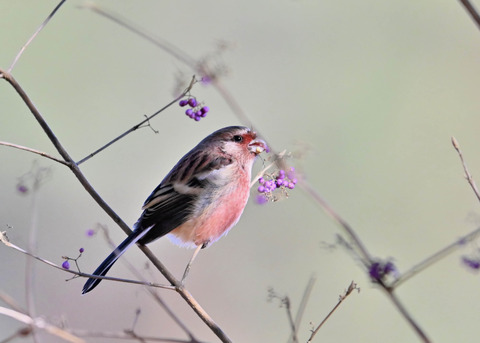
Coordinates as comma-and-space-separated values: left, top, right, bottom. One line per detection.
82, 126, 267, 294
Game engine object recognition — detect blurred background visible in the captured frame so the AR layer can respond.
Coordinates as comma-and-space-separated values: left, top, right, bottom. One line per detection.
1, 1, 480, 342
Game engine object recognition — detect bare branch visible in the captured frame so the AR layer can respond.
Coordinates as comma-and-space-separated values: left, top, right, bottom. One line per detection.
8, 0, 67, 72
394, 226, 480, 287
457, 0, 480, 31
0, 141, 69, 166
307, 281, 359, 343
0, 232, 174, 290
452, 136, 480, 203
0, 306, 84, 343
75, 76, 196, 165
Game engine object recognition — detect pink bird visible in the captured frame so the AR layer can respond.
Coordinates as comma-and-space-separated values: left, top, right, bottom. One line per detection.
82, 126, 267, 293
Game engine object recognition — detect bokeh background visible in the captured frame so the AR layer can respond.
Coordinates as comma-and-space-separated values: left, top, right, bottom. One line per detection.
1, 1, 480, 342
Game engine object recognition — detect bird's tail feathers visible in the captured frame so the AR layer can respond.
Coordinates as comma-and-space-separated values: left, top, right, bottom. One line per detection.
81, 226, 152, 294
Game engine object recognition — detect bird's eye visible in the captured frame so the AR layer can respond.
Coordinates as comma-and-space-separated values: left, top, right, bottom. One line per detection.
232, 135, 243, 142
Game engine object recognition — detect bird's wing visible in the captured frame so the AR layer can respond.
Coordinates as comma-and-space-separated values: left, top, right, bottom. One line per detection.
135, 152, 233, 243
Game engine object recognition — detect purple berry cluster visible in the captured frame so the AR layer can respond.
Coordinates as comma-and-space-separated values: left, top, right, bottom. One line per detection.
179, 97, 209, 121
61, 247, 85, 270
368, 259, 398, 283
256, 167, 297, 203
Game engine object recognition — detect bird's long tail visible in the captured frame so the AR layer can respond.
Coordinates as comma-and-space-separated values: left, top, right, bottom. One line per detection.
82, 227, 151, 294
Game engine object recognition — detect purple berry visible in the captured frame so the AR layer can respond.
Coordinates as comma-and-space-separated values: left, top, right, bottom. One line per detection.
258, 185, 265, 193
258, 177, 265, 185
179, 99, 188, 107
17, 184, 28, 194
188, 98, 197, 107
62, 260, 70, 270
79, 248, 85, 253
255, 194, 268, 205
185, 109, 194, 117
202, 106, 209, 113
86, 229, 95, 237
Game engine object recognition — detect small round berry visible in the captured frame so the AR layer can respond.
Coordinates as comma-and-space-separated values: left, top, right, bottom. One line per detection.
258, 185, 265, 193
188, 98, 198, 107
255, 194, 268, 205
62, 260, 70, 270
258, 177, 265, 185
17, 184, 28, 194
179, 99, 189, 107
86, 229, 95, 237
185, 109, 194, 117
79, 248, 85, 253
288, 183, 295, 189
202, 106, 209, 113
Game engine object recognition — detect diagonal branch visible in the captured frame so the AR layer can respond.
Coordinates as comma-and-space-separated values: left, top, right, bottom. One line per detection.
8, 0, 67, 73
76, 76, 195, 165
457, 0, 480, 31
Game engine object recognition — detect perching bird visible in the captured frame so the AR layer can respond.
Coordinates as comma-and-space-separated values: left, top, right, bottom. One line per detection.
82, 126, 267, 294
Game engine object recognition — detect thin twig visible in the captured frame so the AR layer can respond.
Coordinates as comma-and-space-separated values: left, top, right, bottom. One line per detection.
69, 328, 209, 343
299, 179, 373, 266
381, 289, 431, 343
83, 3, 196, 68
452, 136, 480, 202
394, 226, 480, 287
457, 0, 480, 31
0, 141, 69, 166
75, 76, 195, 165
288, 275, 316, 343
8, 0, 67, 72
0, 231, 174, 290
0, 306, 84, 343
307, 281, 358, 343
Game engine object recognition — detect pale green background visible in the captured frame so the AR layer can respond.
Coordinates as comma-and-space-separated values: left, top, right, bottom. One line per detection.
1, 1, 480, 342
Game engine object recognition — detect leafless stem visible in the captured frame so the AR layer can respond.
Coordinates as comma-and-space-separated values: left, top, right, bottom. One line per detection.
0, 232, 174, 290
0, 141, 69, 166
307, 281, 358, 343
0, 306, 84, 343
8, 0, 67, 73
394, 226, 480, 287
457, 0, 480, 30
288, 275, 316, 343
69, 328, 209, 343
381, 289, 431, 343
75, 76, 196, 165
452, 136, 480, 203
299, 179, 373, 265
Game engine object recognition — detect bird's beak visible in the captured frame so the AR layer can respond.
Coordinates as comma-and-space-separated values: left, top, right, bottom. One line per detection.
248, 138, 268, 155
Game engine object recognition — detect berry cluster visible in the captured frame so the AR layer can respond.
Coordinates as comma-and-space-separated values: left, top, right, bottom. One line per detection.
179, 97, 209, 121
61, 247, 84, 270
368, 259, 398, 283
256, 167, 297, 203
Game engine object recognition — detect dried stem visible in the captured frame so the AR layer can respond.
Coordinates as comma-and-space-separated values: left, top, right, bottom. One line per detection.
307, 281, 358, 343
457, 0, 480, 31
0, 306, 84, 343
0, 141, 68, 166
7, 0, 67, 72
394, 226, 480, 287
75, 76, 196, 165
0, 232, 174, 290
452, 136, 480, 202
